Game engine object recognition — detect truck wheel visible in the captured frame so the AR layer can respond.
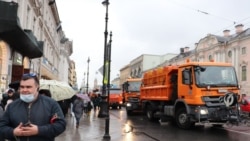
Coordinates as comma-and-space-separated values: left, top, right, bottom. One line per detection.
126, 109, 132, 116
146, 105, 154, 121
175, 108, 194, 129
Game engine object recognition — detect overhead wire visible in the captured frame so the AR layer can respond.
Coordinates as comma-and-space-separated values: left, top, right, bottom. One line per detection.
169, 0, 237, 24
168, 0, 250, 48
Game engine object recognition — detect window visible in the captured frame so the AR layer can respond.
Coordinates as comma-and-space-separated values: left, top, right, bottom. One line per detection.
138, 67, 141, 77
228, 50, 232, 57
208, 55, 213, 61
242, 66, 247, 81
182, 68, 191, 85
242, 47, 246, 55
26, 6, 31, 28
13, 52, 23, 65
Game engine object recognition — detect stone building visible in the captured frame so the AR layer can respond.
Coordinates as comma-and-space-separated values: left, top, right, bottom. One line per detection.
119, 24, 250, 95
0, 0, 77, 92
165, 24, 250, 95
119, 53, 177, 87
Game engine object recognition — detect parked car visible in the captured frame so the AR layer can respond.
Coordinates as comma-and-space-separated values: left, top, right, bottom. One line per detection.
240, 95, 250, 117
109, 88, 123, 109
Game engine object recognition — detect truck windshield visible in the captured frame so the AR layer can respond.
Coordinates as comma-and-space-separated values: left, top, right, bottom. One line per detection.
109, 89, 122, 94
127, 81, 141, 92
194, 66, 238, 87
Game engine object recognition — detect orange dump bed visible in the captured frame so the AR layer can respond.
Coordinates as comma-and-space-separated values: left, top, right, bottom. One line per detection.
141, 66, 178, 101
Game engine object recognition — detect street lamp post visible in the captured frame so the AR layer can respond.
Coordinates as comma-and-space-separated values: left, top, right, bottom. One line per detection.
99, 0, 111, 140
82, 72, 86, 93
98, 0, 110, 117
101, 0, 109, 98
86, 57, 90, 94
104, 31, 112, 140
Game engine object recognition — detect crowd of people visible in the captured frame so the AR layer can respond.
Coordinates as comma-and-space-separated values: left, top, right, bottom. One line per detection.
0, 73, 103, 140
72, 91, 102, 128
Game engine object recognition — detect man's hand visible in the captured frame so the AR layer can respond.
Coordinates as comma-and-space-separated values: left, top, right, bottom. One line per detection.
21, 123, 39, 136
13, 123, 39, 136
13, 123, 24, 136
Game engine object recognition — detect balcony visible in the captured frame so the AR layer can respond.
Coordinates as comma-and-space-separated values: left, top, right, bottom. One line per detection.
0, 1, 43, 59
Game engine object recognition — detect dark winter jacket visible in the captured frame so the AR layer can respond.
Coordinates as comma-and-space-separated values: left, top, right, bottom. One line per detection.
0, 106, 4, 141
0, 95, 66, 141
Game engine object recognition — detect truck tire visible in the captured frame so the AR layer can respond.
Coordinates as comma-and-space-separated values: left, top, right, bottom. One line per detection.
175, 108, 194, 129
126, 109, 132, 116
146, 105, 154, 121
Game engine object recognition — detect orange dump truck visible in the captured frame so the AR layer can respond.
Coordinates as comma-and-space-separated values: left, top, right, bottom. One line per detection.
109, 88, 123, 109
140, 60, 241, 129
122, 78, 142, 115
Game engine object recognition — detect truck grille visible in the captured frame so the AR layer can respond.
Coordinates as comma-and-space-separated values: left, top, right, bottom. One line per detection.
202, 96, 225, 107
128, 97, 140, 102
110, 97, 119, 101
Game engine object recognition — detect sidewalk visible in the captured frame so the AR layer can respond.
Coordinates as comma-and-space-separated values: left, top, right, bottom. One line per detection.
55, 110, 126, 141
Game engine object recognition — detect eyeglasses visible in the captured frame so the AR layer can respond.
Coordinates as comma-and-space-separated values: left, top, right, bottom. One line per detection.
22, 73, 37, 77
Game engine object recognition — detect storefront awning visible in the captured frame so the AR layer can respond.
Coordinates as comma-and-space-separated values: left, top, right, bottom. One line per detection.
0, 1, 43, 59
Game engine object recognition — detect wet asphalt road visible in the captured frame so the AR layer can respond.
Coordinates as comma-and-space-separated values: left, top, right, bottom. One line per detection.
56, 107, 250, 141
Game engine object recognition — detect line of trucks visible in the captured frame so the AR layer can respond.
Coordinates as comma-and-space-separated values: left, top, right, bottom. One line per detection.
122, 59, 247, 129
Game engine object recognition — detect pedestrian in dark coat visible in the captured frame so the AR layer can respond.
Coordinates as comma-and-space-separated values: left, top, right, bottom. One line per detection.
4, 88, 18, 110
58, 99, 71, 117
73, 97, 85, 128
0, 106, 4, 118
0, 73, 66, 141
0, 106, 4, 141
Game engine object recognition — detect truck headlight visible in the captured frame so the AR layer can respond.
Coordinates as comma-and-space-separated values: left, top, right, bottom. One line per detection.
200, 109, 208, 115
126, 103, 132, 107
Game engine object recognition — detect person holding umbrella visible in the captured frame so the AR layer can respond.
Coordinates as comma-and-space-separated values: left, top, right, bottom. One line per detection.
76, 93, 92, 116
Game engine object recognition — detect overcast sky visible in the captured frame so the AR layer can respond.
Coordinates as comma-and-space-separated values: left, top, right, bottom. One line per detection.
56, 0, 250, 89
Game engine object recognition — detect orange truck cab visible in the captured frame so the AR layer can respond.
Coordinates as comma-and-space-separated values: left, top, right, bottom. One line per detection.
139, 60, 241, 129
109, 88, 123, 109
122, 78, 142, 115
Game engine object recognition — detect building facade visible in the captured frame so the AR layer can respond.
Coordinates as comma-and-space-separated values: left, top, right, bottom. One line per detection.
164, 24, 250, 95
119, 24, 250, 95
119, 53, 177, 88
68, 60, 77, 90
119, 64, 131, 88
0, 0, 77, 92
